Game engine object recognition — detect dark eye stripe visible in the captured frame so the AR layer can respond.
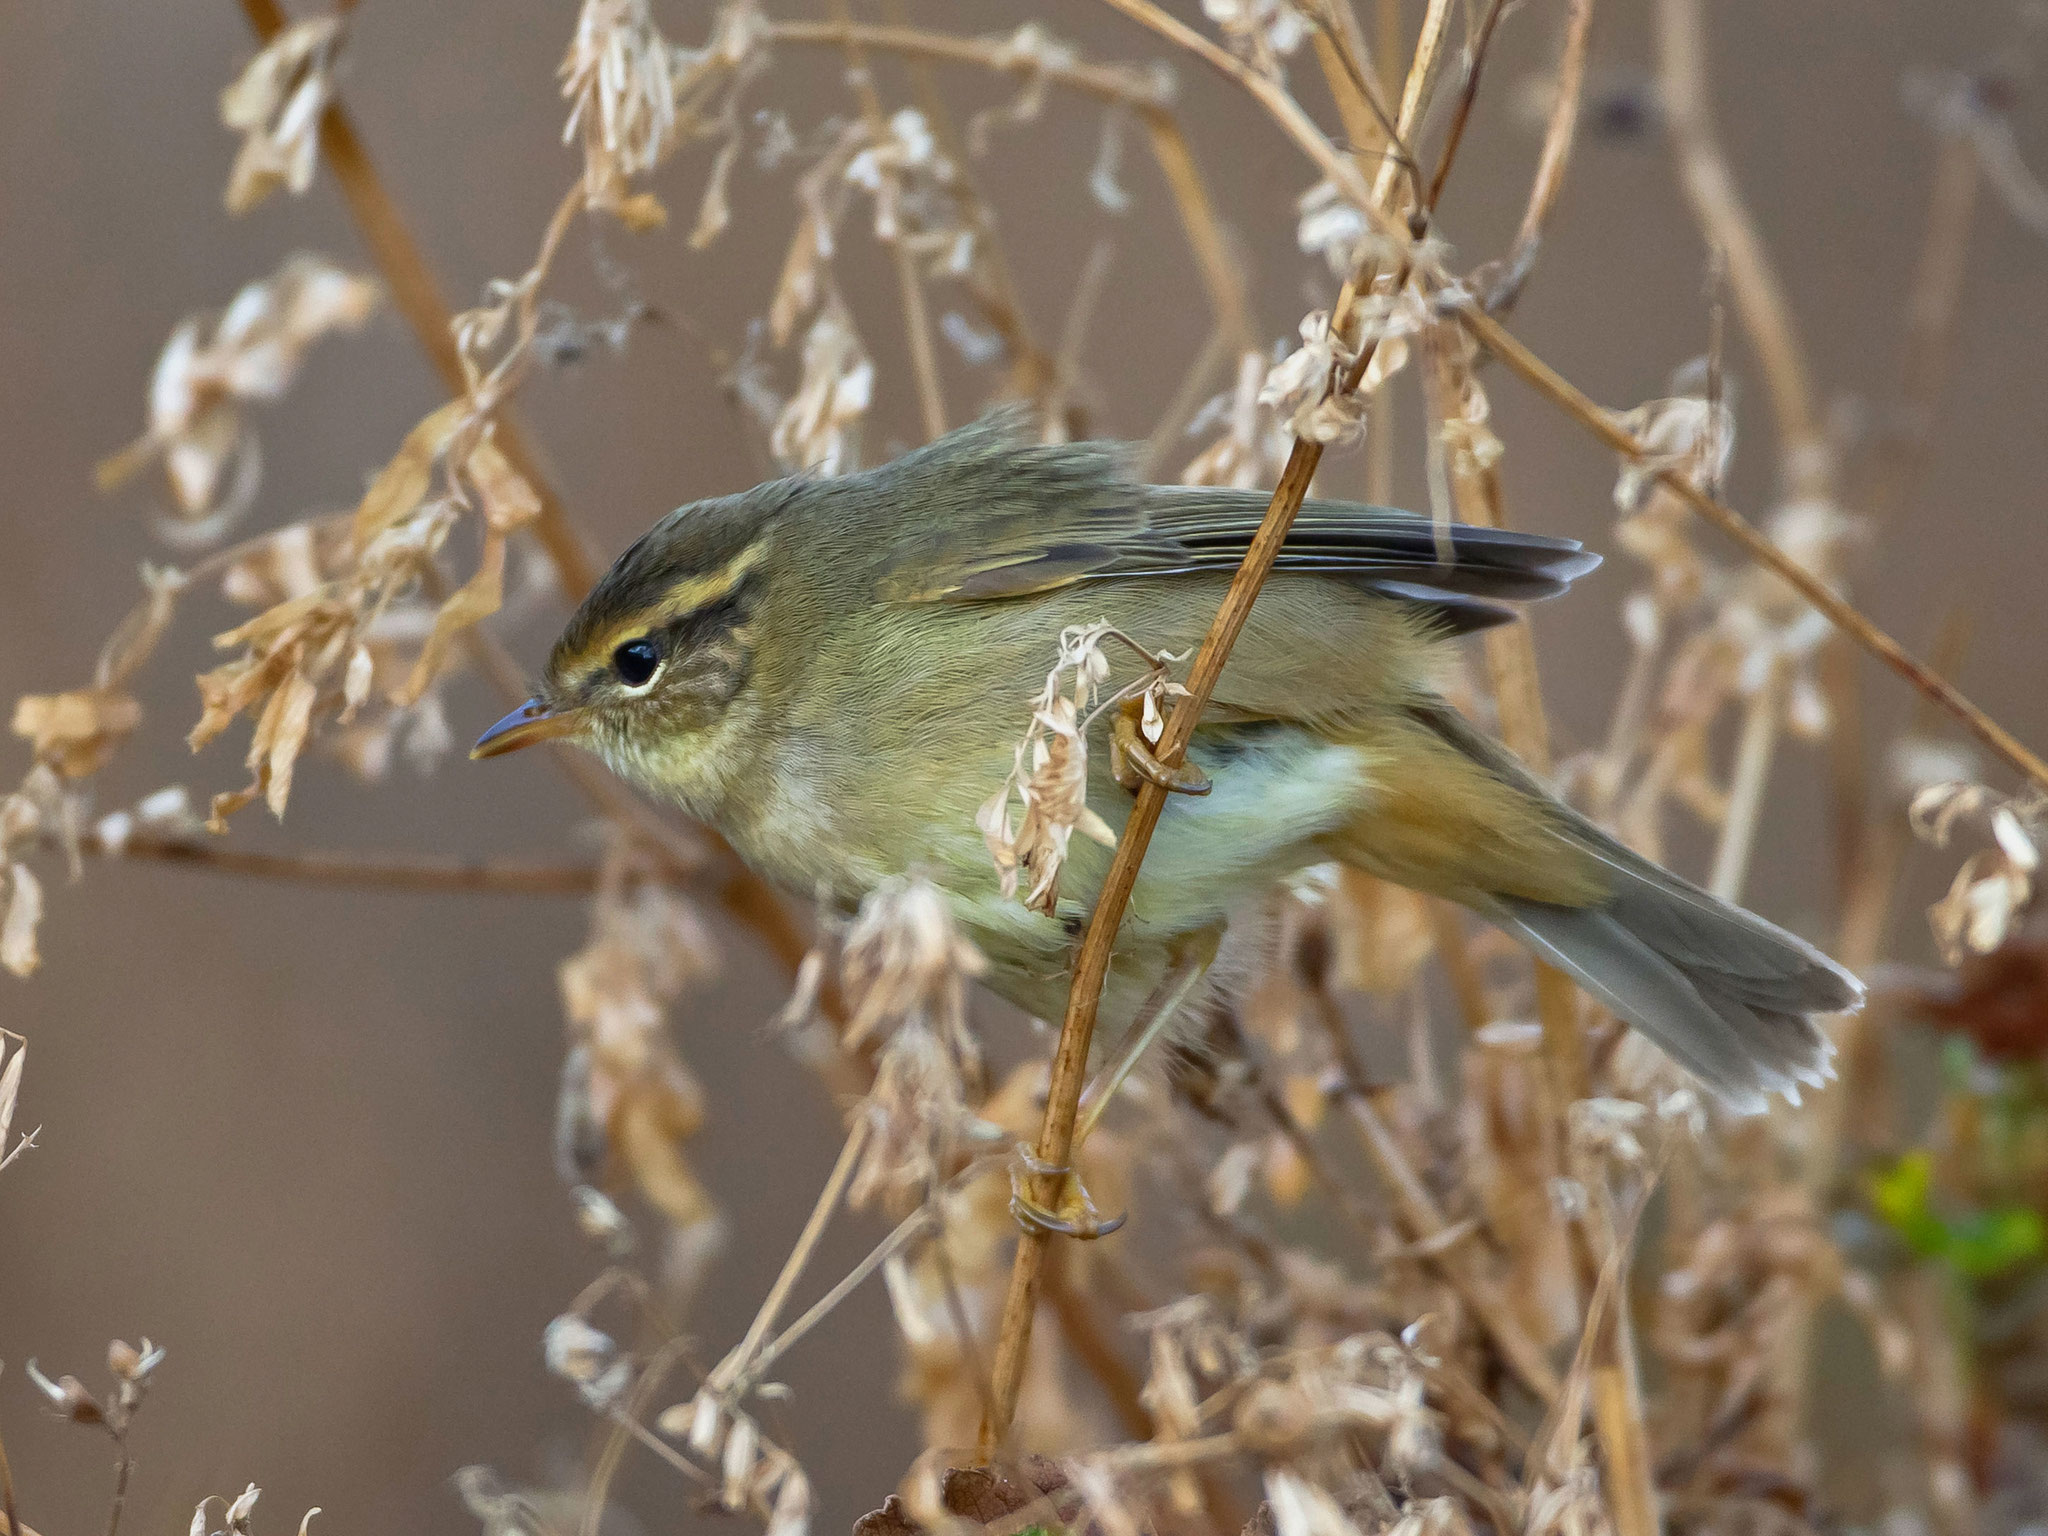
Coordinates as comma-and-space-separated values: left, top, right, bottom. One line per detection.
659, 576, 759, 655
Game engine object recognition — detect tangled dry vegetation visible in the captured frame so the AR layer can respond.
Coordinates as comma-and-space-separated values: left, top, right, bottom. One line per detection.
10, 1, 2048, 1534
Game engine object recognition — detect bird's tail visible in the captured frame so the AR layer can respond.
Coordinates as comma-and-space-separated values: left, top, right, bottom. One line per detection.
1487, 872, 1856, 1115
1338, 702, 1861, 1113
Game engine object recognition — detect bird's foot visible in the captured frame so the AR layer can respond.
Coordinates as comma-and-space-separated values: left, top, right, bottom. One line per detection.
1111, 703, 1210, 796
1007, 1147, 1126, 1240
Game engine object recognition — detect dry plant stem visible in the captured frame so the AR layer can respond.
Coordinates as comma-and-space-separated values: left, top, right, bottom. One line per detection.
91, 836, 601, 896
1578, 1215, 1658, 1536
740, 1202, 939, 1389
823, 0, 947, 442
103, 1437, 131, 1536
1422, 329, 1583, 1112
1708, 661, 1788, 904
0, 1421, 15, 1536
1419, 0, 1510, 215
1044, 239, 1118, 435
1487, 0, 1595, 313
1095, 0, 1410, 241
980, 432, 1332, 1455
1427, 901, 1492, 1034
707, 1116, 873, 1394
582, 1340, 695, 1536
1140, 327, 1232, 479
1041, 1248, 1152, 1441
1460, 303, 2048, 793
766, 19, 1170, 110
1317, 1004, 1565, 1405
763, 19, 1255, 353
1654, 0, 1824, 476
876, 0, 1057, 403
236, 0, 595, 597
984, 6, 1459, 1454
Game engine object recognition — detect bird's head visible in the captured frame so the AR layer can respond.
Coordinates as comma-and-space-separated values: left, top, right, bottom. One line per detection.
470, 488, 788, 797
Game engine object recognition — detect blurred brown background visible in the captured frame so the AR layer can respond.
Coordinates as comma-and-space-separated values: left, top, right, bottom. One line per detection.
3, 1, 2045, 1531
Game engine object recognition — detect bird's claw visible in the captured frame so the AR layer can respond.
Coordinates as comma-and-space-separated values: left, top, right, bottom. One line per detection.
1111, 705, 1210, 796
1007, 1148, 1127, 1240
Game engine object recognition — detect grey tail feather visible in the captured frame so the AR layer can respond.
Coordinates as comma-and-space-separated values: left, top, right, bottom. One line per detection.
1413, 701, 1862, 1112
1490, 892, 1850, 1115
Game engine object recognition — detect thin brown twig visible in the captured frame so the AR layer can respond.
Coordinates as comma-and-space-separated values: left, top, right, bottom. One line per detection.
1043, 238, 1118, 437
982, 7, 1460, 1453
1040, 1249, 1152, 1442
1707, 659, 1788, 904
1313, 996, 1566, 1405
823, 0, 947, 443
875, 0, 1059, 404
1485, 0, 1595, 314
707, 1116, 873, 1394
86, 834, 601, 895
1459, 302, 2048, 793
1419, 0, 1511, 217
1095, 0, 1409, 243
1655, 0, 1824, 481
236, 0, 596, 597
764, 16, 1256, 355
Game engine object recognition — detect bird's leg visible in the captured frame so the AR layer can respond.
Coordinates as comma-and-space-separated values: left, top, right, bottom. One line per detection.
1005, 929, 1220, 1240
1111, 701, 1211, 796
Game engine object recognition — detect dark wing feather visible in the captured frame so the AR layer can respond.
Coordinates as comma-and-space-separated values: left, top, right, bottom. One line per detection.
884, 475, 1598, 632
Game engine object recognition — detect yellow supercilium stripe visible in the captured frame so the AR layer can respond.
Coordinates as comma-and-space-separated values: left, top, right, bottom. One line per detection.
575, 540, 769, 667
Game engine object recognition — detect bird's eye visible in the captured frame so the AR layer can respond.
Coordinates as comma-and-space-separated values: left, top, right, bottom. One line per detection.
612, 637, 661, 688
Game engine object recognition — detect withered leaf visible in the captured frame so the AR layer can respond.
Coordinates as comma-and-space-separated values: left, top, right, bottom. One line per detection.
351, 400, 468, 551
402, 534, 505, 704
96, 566, 189, 690
259, 671, 319, 818
465, 435, 542, 534
12, 689, 143, 779
2, 863, 43, 978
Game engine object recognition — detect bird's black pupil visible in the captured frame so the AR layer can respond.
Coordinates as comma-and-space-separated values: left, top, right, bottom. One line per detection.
613, 638, 660, 686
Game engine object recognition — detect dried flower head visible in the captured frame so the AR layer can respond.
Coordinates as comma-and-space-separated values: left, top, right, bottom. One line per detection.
770, 298, 874, 476
1203, 0, 1311, 71
557, 853, 721, 1241
978, 622, 1124, 914
1913, 782, 2044, 963
220, 17, 344, 214
561, 0, 766, 230
97, 256, 379, 542
1183, 350, 1291, 489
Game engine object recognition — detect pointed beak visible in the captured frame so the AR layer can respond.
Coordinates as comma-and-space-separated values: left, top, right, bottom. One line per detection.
470, 698, 583, 760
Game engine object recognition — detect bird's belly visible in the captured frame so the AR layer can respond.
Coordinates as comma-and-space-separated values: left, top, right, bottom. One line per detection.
727, 720, 1381, 1033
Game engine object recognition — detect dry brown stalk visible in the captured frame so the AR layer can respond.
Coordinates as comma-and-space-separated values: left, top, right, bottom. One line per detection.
1707, 658, 1789, 905
821, 0, 948, 443
236, 0, 597, 598
1332, 1070, 1566, 1406
1488, 0, 1595, 312
762, 18, 1258, 355
1459, 302, 2048, 793
707, 1117, 873, 1395
1095, 0, 1410, 242
1040, 1250, 1152, 1442
1655, 0, 1826, 482
86, 835, 602, 896
982, 6, 1460, 1453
